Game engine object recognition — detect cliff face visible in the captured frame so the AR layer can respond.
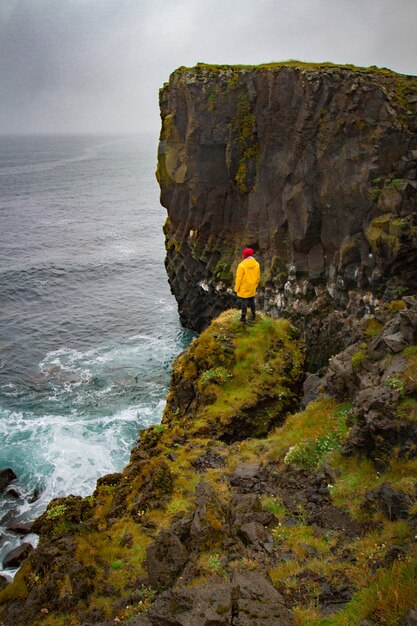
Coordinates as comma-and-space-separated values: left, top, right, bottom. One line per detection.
157, 62, 417, 356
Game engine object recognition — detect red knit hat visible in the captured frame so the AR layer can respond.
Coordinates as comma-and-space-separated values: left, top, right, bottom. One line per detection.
242, 247, 254, 258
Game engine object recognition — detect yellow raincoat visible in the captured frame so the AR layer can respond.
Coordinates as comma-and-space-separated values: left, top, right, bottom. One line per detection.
234, 256, 260, 298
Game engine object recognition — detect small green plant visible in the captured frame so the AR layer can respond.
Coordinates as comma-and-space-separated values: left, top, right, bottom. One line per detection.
386, 375, 405, 393
199, 366, 232, 386
261, 495, 288, 519
284, 432, 341, 470
138, 585, 156, 610
207, 553, 224, 573
111, 560, 123, 571
46, 504, 67, 520
358, 542, 387, 566
165, 495, 192, 515
199, 552, 227, 576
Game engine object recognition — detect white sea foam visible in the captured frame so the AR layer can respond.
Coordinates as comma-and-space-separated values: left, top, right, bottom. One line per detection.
0, 398, 166, 573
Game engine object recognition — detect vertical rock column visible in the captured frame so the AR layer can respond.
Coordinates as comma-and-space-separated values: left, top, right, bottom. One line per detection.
157, 63, 417, 336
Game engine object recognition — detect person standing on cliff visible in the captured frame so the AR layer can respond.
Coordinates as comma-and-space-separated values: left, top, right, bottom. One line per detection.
234, 247, 260, 322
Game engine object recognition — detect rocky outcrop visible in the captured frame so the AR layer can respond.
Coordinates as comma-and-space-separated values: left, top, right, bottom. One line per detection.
157, 62, 417, 364
160, 310, 304, 443
315, 296, 417, 464
1, 306, 417, 624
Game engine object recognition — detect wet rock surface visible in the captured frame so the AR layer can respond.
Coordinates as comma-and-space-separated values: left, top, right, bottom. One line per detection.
157, 63, 417, 370
3, 543, 33, 569
0, 469, 17, 494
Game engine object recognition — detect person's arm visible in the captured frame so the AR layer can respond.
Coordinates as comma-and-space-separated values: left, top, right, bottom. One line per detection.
235, 264, 244, 293
255, 262, 260, 288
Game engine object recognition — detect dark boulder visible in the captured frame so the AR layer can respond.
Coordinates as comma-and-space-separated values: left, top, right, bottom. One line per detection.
301, 373, 323, 408
3, 542, 33, 568
189, 482, 230, 549
148, 572, 292, 626
148, 580, 233, 626
362, 482, 410, 520
231, 571, 292, 626
237, 521, 273, 551
6, 520, 33, 534
0, 468, 17, 493
230, 493, 275, 529
145, 529, 188, 590
4, 488, 21, 499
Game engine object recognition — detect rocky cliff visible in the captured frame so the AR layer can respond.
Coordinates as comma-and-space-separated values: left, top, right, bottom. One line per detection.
157, 62, 417, 364
1, 305, 417, 625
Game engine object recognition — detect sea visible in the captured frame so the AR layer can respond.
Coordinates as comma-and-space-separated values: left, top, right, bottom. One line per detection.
0, 133, 192, 579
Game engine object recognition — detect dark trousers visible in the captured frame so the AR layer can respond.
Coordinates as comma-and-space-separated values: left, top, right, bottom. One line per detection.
240, 296, 256, 320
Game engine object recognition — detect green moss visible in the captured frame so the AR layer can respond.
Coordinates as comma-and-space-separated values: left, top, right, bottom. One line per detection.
365, 214, 417, 260
160, 310, 305, 442
352, 349, 367, 369
260, 495, 289, 520
399, 349, 417, 394
330, 455, 383, 520
229, 92, 259, 194
174, 61, 412, 77
213, 257, 233, 284
363, 318, 384, 338
272, 522, 337, 558
386, 299, 407, 312
196, 312, 304, 437
270, 256, 287, 279
46, 503, 67, 520
396, 397, 417, 422
266, 397, 343, 462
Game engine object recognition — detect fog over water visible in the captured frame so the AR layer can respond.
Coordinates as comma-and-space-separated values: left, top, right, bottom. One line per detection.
0, 0, 416, 135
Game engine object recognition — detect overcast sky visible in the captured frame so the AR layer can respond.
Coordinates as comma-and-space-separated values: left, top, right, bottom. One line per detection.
1, 0, 416, 135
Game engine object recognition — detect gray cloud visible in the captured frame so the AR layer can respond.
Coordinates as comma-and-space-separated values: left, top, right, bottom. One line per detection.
0, 0, 416, 134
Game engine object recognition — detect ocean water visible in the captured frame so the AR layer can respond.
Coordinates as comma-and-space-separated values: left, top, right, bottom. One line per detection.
0, 134, 192, 579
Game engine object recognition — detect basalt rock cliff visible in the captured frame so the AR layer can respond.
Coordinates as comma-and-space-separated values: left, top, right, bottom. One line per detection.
157, 62, 417, 366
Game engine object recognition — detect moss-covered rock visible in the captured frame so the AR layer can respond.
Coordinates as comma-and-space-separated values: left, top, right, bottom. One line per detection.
162, 309, 305, 442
